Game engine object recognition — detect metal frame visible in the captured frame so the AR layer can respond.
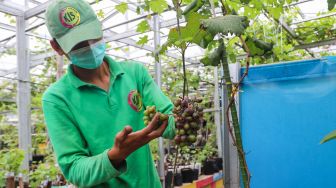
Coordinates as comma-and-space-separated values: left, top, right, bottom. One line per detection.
0, 1, 24, 16
16, 11, 31, 172
0, 0, 335, 187
291, 12, 336, 25
294, 38, 336, 49
153, 14, 166, 188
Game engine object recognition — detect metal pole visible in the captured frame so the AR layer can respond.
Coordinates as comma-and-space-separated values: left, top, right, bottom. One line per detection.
153, 14, 165, 188
230, 63, 241, 188
285, 0, 314, 7
16, 13, 31, 171
209, 0, 223, 165
292, 12, 336, 25
214, 67, 222, 157
220, 64, 231, 188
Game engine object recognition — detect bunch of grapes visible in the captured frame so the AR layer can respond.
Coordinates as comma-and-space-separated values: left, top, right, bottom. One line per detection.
143, 106, 169, 126
173, 97, 204, 146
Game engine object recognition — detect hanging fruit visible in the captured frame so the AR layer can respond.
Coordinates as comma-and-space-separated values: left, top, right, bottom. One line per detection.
173, 97, 204, 146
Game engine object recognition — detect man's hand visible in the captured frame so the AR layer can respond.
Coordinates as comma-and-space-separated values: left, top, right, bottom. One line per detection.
108, 113, 168, 168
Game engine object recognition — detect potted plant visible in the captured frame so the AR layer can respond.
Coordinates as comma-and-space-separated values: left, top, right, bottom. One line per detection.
196, 134, 218, 175
190, 148, 201, 181
0, 148, 25, 187
174, 172, 183, 186
5, 172, 15, 188
181, 168, 194, 183
29, 161, 59, 188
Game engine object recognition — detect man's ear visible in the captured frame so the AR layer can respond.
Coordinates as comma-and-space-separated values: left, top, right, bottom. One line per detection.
50, 39, 65, 56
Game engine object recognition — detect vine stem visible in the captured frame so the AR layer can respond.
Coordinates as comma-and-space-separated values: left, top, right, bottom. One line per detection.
182, 49, 188, 98
170, 1, 187, 187
223, 36, 251, 188
218, 1, 251, 186
174, 0, 188, 98
170, 146, 180, 188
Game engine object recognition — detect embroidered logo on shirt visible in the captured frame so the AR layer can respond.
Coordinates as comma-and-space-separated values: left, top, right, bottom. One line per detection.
128, 90, 143, 112
59, 7, 81, 28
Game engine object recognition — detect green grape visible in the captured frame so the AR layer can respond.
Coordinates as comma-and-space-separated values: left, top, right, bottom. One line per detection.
143, 105, 169, 127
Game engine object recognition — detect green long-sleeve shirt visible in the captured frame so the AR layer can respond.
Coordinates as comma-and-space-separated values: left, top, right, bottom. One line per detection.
42, 56, 175, 188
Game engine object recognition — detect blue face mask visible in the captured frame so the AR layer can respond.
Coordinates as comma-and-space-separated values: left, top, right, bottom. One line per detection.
68, 40, 106, 69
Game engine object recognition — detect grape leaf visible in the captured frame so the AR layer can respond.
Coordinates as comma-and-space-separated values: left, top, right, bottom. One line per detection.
268, 6, 283, 20
142, 0, 151, 12
136, 35, 149, 46
328, 0, 336, 10
136, 20, 150, 33
254, 38, 273, 51
115, 2, 128, 14
201, 15, 249, 36
184, 12, 213, 48
182, 0, 193, 4
245, 36, 273, 57
240, 0, 251, 4
136, 7, 141, 14
320, 130, 336, 144
149, 0, 168, 13
97, 10, 104, 19
183, 0, 206, 19
162, 27, 188, 50
243, 5, 259, 19
200, 41, 225, 66
160, 12, 213, 51
246, 38, 264, 56
189, 74, 200, 89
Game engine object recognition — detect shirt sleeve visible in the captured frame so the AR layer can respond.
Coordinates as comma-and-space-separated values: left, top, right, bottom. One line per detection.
138, 64, 176, 139
42, 99, 127, 187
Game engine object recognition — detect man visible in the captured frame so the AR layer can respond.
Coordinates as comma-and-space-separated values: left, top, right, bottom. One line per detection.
42, 0, 175, 187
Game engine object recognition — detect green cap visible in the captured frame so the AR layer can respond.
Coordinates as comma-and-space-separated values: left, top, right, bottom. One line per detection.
45, 0, 103, 53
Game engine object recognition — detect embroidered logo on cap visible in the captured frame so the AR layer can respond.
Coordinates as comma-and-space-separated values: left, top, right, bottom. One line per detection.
128, 90, 143, 112
59, 7, 80, 28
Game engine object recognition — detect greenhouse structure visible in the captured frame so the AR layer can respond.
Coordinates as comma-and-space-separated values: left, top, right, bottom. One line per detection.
0, 0, 336, 187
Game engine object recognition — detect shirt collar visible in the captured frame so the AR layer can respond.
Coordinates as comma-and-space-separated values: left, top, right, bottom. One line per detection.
68, 55, 125, 89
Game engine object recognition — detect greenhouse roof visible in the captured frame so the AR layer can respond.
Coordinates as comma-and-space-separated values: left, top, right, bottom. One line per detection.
0, 0, 335, 78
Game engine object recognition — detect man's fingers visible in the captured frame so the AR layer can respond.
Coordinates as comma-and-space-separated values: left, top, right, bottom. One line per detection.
124, 126, 133, 134
157, 120, 168, 134
115, 126, 133, 145
143, 113, 160, 134
148, 120, 168, 139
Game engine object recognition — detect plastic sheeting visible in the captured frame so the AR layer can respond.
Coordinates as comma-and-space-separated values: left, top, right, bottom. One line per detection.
240, 56, 336, 188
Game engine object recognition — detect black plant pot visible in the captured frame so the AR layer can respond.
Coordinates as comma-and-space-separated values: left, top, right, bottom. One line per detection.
174, 173, 183, 186
46, 181, 52, 188
181, 168, 194, 183
32, 154, 45, 163
15, 179, 19, 188
192, 168, 199, 180
203, 159, 219, 175
215, 157, 223, 170
165, 171, 173, 188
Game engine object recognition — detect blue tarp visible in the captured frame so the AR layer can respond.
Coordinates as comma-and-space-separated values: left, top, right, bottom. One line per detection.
240, 56, 336, 188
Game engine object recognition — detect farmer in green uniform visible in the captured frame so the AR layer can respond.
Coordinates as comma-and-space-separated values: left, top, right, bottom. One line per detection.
42, 0, 175, 187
